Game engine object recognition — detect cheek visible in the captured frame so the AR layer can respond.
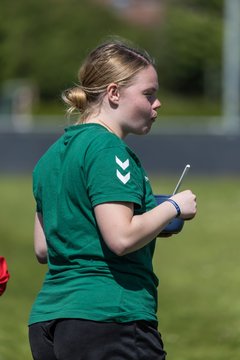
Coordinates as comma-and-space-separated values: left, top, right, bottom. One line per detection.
133, 98, 150, 113
139, 101, 152, 117
121, 95, 151, 121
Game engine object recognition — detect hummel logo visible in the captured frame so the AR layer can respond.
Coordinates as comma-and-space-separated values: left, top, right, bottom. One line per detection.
115, 156, 130, 184
115, 156, 129, 170
116, 170, 130, 184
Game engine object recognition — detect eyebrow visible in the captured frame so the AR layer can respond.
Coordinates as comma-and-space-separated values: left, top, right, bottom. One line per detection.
144, 87, 159, 92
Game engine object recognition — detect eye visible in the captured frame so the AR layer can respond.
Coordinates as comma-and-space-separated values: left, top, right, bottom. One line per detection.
144, 92, 152, 97
144, 92, 156, 102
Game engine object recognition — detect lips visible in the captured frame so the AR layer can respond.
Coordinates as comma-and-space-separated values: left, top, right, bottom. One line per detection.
151, 112, 158, 121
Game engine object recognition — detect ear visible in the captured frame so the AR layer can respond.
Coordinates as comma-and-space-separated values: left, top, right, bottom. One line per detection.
106, 83, 120, 105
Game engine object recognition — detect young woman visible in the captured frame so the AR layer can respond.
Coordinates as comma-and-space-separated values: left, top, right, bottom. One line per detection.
28, 39, 197, 360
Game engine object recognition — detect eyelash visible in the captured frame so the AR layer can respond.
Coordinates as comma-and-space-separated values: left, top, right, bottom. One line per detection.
144, 93, 154, 100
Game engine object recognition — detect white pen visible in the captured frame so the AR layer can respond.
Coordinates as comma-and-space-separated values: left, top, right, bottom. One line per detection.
172, 164, 191, 195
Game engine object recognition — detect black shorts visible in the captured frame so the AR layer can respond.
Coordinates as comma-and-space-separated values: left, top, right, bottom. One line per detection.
29, 319, 167, 360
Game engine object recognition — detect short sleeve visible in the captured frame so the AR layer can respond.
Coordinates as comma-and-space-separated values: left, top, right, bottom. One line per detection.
85, 144, 143, 208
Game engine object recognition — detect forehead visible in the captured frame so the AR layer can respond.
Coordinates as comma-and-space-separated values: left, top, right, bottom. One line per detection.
131, 65, 159, 90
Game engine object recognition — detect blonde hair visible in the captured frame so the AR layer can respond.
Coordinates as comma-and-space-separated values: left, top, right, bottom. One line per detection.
62, 39, 154, 122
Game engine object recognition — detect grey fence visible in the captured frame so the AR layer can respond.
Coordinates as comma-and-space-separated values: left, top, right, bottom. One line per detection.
0, 129, 239, 175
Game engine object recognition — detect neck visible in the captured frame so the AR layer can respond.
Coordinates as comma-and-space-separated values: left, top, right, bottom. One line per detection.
98, 119, 116, 134
85, 117, 125, 139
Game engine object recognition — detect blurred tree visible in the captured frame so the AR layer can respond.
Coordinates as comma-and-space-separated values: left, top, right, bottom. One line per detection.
0, 0, 223, 104
0, 0, 146, 100
154, 3, 223, 97
172, 0, 224, 14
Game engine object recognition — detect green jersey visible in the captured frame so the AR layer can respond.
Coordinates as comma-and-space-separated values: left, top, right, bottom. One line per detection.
29, 124, 159, 325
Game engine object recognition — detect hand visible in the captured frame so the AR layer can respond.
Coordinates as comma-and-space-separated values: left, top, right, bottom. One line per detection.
171, 190, 197, 220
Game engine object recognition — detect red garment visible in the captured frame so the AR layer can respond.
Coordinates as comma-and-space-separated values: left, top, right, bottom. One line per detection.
0, 256, 10, 296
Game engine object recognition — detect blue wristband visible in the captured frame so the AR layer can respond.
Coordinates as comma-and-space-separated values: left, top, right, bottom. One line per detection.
166, 199, 181, 217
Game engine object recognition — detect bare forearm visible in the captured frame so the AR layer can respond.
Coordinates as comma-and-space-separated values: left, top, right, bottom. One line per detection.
95, 190, 197, 256
95, 201, 178, 256
114, 202, 177, 255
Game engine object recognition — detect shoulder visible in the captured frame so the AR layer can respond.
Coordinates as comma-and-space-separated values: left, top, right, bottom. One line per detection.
85, 131, 142, 176
92, 131, 125, 151
33, 137, 61, 173
83, 126, 128, 155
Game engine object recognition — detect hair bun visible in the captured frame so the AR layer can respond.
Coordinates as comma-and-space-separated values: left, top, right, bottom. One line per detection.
62, 86, 87, 114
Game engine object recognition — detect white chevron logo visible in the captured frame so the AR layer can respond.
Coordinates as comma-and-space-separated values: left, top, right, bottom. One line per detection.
115, 156, 129, 170
116, 169, 130, 184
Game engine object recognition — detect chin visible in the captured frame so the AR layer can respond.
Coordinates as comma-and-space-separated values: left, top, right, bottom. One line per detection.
128, 123, 152, 136
142, 125, 152, 135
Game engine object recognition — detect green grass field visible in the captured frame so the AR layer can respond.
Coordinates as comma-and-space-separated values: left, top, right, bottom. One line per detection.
0, 175, 239, 360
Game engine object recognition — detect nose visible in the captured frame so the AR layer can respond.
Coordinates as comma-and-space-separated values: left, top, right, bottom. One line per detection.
153, 98, 161, 110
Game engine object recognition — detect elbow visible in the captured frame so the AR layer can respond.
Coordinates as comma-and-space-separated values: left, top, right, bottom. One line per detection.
35, 249, 48, 264
36, 255, 47, 264
36, 254, 47, 264
106, 237, 131, 257
112, 247, 127, 257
